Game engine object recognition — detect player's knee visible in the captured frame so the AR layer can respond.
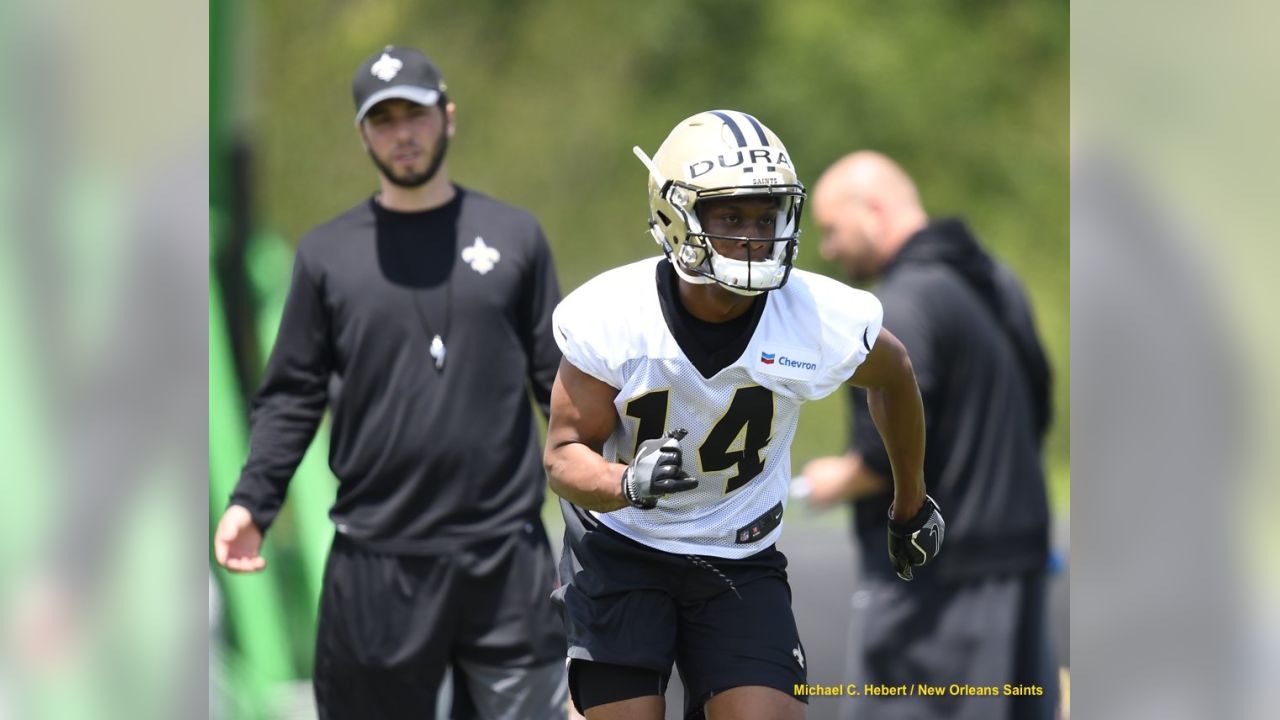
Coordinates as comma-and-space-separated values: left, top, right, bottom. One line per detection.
704, 685, 805, 720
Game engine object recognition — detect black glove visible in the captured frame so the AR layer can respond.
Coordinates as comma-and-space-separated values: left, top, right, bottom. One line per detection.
887, 494, 945, 581
621, 429, 697, 509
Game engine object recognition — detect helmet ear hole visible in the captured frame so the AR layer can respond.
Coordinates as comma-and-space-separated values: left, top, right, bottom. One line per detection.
657, 211, 672, 227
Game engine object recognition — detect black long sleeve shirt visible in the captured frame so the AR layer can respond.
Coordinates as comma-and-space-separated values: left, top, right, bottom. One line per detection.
229, 186, 562, 553
849, 219, 1052, 580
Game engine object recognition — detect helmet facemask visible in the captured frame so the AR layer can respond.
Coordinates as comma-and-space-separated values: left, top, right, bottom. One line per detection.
655, 183, 804, 296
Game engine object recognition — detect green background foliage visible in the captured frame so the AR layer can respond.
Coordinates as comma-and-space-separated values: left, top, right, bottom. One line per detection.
245, 0, 1069, 507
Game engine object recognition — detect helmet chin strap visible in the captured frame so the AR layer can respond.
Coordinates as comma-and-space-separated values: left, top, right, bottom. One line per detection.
670, 261, 716, 287
715, 258, 781, 295
675, 248, 782, 296
720, 280, 766, 297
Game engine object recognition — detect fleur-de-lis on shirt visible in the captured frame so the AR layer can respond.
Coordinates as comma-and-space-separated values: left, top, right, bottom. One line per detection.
462, 237, 501, 275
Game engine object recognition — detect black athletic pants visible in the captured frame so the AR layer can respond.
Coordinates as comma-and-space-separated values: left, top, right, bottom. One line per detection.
313, 527, 567, 719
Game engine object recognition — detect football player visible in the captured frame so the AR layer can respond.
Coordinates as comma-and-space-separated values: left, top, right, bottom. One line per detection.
544, 110, 944, 720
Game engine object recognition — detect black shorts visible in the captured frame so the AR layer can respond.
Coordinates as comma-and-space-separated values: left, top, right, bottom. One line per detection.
314, 524, 567, 719
552, 501, 807, 717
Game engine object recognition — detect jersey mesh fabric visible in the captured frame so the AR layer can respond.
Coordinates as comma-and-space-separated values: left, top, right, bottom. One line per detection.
598, 356, 804, 557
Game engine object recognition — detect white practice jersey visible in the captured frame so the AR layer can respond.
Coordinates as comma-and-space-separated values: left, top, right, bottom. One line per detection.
553, 257, 884, 558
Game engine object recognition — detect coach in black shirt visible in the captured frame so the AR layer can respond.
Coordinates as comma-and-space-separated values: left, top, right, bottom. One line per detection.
803, 152, 1056, 720
214, 46, 568, 719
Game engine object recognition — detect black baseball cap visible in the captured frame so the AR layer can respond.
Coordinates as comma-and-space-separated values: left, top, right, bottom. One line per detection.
352, 45, 447, 124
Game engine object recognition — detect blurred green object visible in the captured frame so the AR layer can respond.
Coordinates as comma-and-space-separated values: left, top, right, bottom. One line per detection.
210, 268, 299, 714
0, 190, 55, 587
246, 228, 338, 672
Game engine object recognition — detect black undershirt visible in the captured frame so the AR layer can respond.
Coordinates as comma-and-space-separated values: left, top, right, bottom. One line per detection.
655, 262, 766, 378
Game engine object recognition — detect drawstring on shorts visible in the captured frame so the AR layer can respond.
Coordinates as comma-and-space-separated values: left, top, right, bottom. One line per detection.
684, 554, 742, 600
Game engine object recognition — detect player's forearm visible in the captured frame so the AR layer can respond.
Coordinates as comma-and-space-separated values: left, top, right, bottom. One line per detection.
866, 377, 926, 521
545, 442, 630, 512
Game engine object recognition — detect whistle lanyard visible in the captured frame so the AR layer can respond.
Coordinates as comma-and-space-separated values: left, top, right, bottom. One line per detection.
409, 275, 451, 372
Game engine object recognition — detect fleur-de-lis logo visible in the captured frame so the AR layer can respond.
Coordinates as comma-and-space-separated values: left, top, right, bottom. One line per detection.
462, 237, 501, 275
792, 644, 805, 669
370, 53, 403, 81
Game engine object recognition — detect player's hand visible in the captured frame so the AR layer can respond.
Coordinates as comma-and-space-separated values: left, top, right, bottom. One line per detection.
621, 429, 698, 509
887, 495, 944, 581
214, 505, 267, 573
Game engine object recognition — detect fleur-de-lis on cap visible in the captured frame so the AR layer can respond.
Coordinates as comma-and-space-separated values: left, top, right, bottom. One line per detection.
371, 52, 403, 81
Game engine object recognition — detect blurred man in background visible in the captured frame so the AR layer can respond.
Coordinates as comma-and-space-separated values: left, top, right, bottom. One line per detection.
212, 45, 568, 719
803, 152, 1057, 720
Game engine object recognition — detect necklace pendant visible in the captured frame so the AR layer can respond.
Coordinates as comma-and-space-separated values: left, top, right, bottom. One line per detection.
430, 334, 447, 371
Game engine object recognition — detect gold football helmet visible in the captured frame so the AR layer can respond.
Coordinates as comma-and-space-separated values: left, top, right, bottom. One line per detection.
634, 110, 805, 295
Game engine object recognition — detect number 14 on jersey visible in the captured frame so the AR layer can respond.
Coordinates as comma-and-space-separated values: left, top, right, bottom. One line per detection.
623, 386, 774, 494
